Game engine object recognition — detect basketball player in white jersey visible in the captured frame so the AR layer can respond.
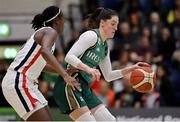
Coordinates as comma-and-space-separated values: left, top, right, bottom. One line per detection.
1, 6, 80, 121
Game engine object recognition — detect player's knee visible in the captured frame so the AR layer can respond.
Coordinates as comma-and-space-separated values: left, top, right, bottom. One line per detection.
75, 111, 96, 121
93, 105, 116, 121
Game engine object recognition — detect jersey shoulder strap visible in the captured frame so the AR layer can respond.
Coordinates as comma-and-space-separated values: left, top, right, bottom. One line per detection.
88, 29, 99, 49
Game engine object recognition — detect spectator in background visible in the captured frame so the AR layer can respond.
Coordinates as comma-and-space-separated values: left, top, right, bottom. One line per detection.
167, 0, 180, 41
129, 12, 142, 45
127, 0, 141, 15
114, 82, 142, 108
112, 22, 135, 61
156, 64, 174, 106
98, 0, 121, 12
148, 12, 163, 50
65, 30, 80, 54
160, 0, 174, 20
112, 49, 133, 70
130, 36, 156, 63
139, 0, 153, 16
157, 27, 176, 64
97, 79, 115, 107
114, 88, 134, 108
114, 22, 132, 50
112, 49, 133, 93
142, 90, 160, 109
141, 26, 151, 39
170, 49, 180, 106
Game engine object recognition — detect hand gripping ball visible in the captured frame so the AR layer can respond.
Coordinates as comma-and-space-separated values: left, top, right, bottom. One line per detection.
130, 66, 156, 93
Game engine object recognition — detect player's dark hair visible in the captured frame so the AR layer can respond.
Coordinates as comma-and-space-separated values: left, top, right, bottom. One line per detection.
87, 7, 118, 29
31, 6, 63, 30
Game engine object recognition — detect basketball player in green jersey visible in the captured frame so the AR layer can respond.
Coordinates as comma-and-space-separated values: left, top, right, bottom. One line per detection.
53, 8, 149, 121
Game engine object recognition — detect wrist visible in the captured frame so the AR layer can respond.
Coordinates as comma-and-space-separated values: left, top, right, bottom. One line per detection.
62, 72, 69, 79
86, 67, 92, 74
121, 66, 134, 76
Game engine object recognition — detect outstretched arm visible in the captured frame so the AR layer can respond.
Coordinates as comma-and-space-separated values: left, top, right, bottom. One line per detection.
99, 49, 123, 81
99, 49, 149, 82
43, 64, 79, 76
43, 64, 56, 73
36, 28, 81, 90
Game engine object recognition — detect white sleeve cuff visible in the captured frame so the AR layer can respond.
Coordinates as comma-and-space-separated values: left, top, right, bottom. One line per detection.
65, 54, 82, 68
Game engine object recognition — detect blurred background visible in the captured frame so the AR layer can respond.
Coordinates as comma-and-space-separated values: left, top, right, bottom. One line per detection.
0, 0, 180, 121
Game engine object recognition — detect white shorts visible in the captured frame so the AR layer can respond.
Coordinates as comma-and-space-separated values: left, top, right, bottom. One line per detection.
1, 70, 48, 120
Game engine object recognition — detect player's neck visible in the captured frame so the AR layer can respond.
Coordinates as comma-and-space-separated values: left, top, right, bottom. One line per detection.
99, 28, 107, 42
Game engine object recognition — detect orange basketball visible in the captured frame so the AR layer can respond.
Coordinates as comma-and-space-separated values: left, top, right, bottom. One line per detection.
130, 66, 156, 93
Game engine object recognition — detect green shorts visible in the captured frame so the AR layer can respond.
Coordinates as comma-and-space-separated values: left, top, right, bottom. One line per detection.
53, 74, 102, 114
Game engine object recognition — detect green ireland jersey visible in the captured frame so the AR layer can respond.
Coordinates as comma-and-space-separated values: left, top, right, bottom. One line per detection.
78, 29, 108, 83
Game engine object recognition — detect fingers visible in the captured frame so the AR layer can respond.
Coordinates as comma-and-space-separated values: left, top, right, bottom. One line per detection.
70, 78, 82, 91
91, 69, 101, 81
91, 73, 96, 82
66, 68, 79, 75
137, 62, 150, 67
95, 70, 101, 81
72, 81, 82, 91
63, 75, 82, 92
131, 62, 150, 71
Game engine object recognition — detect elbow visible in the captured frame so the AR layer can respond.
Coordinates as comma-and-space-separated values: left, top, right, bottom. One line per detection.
103, 75, 112, 82
64, 55, 69, 63
41, 47, 51, 55
64, 55, 79, 68
64, 55, 73, 64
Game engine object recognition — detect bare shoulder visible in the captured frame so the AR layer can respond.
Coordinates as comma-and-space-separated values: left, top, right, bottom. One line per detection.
38, 27, 57, 36
34, 27, 58, 44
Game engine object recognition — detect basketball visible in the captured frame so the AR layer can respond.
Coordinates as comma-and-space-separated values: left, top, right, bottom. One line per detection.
130, 66, 156, 93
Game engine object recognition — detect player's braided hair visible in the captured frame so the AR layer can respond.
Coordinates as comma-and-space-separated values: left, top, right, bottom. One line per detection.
31, 6, 63, 30
87, 7, 119, 29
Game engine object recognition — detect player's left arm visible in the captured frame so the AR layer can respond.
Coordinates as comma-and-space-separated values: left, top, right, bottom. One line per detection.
99, 49, 123, 82
99, 49, 147, 82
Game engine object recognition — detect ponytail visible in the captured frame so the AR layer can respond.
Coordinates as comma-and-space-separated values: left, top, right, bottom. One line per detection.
86, 7, 104, 29
31, 14, 45, 30
86, 7, 118, 29
31, 6, 63, 30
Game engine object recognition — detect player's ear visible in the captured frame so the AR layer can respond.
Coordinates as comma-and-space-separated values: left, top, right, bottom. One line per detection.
100, 19, 105, 27
54, 18, 59, 25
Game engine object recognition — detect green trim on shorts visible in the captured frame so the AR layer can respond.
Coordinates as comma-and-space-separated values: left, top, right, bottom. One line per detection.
65, 83, 80, 110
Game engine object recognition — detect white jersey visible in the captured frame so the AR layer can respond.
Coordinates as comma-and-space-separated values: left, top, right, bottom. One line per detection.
2, 27, 55, 119
8, 27, 55, 80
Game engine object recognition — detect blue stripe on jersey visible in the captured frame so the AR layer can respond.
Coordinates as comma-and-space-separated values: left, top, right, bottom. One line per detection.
14, 42, 37, 71
15, 72, 30, 112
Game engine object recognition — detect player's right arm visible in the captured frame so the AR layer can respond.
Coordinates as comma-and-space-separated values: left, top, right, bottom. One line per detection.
43, 64, 79, 76
35, 28, 81, 90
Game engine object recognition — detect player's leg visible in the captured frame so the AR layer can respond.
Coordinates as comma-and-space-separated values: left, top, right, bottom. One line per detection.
69, 106, 96, 121
25, 81, 53, 121
26, 105, 52, 121
78, 76, 115, 121
2, 71, 52, 121
53, 77, 96, 121
91, 104, 116, 121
